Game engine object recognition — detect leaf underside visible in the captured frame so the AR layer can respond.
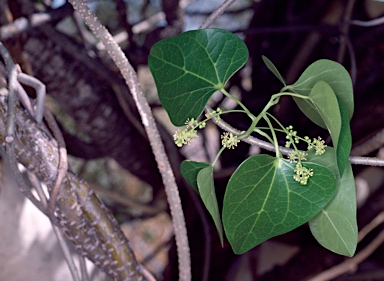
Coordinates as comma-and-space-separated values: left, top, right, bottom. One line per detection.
197, 166, 224, 245
291, 59, 354, 128
309, 162, 357, 257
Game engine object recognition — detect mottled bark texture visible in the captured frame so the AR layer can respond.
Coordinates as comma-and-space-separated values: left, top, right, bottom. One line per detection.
21, 25, 163, 195
0, 93, 146, 280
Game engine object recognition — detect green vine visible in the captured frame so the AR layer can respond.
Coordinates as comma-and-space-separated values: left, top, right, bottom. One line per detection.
149, 28, 357, 257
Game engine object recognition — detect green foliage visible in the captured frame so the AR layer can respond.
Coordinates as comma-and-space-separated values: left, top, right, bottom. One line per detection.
180, 160, 223, 244
197, 166, 224, 245
149, 28, 248, 126
180, 160, 211, 192
286, 59, 354, 127
307, 148, 357, 256
262, 55, 286, 86
149, 28, 356, 257
335, 97, 352, 176
307, 81, 349, 175
223, 154, 336, 254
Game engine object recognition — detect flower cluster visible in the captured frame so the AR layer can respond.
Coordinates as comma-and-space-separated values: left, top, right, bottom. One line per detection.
173, 127, 198, 147
283, 125, 325, 185
293, 162, 314, 185
173, 108, 224, 148
173, 118, 204, 147
287, 150, 307, 163
205, 108, 223, 121
285, 125, 299, 148
221, 132, 240, 149
305, 136, 327, 155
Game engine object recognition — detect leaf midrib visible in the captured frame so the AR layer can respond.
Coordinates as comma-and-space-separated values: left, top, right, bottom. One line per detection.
151, 41, 222, 88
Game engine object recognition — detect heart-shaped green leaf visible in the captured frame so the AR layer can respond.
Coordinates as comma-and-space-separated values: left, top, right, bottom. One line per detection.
180, 160, 211, 192
289, 59, 353, 128
222, 154, 337, 254
262, 56, 286, 86
309, 162, 357, 257
148, 28, 249, 126
197, 166, 224, 245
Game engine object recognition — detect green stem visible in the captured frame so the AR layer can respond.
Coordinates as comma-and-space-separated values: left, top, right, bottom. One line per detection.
221, 109, 249, 115
272, 92, 311, 100
238, 116, 259, 140
255, 126, 285, 134
221, 88, 252, 115
212, 146, 226, 167
263, 115, 281, 158
265, 112, 288, 132
254, 129, 275, 145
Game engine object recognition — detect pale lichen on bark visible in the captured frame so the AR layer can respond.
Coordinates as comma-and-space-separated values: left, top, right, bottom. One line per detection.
0, 96, 146, 280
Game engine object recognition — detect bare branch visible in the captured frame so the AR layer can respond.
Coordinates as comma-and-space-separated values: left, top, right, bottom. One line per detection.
0, 42, 147, 280
337, 0, 357, 63
43, 108, 68, 218
199, 0, 239, 29
308, 212, 384, 281
350, 15, 384, 27
67, 1, 191, 280
0, 2, 73, 40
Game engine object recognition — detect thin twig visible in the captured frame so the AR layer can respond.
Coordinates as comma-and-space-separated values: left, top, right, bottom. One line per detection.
309, 224, 384, 281
89, 183, 166, 216
32, 176, 82, 281
351, 128, 384, 156
78, 254, 90, 281
68, 1, 190, 280
0, 68, 145, 280
0, 144, 47, 214
345, 37, 357, 85
357, 211, 384, 242
350, 15, 384, 27
0, 42, 17, 142
17, 72, 45, 123
349, 156, 384, 166
0, 2, 73, 40
43, 106, 68, 219
337, 0, 356, 63
0, 42, 48, 213
199, 0, 239, 29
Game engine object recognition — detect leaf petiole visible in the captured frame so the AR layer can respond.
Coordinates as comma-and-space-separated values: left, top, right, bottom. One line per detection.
221, 88, 252, 115
263, 115, 281, 158
272, 92, 312, 100
212, 146, 226, 167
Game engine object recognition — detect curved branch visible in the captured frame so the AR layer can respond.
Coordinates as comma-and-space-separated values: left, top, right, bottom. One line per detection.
68, 1, 191, 280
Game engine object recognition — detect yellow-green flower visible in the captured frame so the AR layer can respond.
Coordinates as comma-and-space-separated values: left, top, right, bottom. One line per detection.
221, 132, 240, 149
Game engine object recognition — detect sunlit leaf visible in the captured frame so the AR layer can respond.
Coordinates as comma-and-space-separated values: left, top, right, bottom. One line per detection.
197, 166, 224, 245
148, 28, 249, 126
223, 154, 336, 254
